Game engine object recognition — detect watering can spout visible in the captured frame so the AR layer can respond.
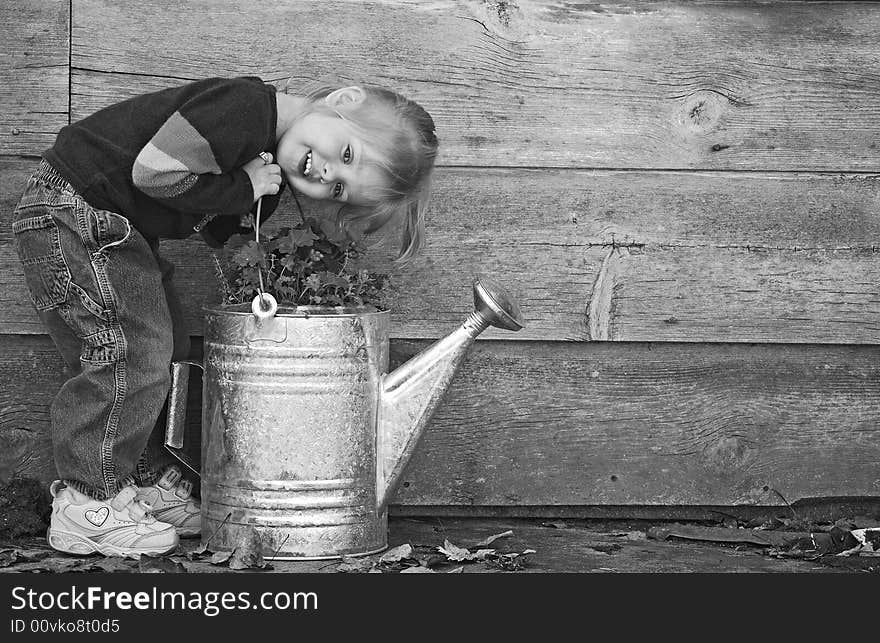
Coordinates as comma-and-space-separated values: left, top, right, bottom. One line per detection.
377, 276, 524, 513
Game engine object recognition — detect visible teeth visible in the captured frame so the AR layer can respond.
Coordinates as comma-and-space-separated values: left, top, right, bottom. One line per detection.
304, 150, 312, 176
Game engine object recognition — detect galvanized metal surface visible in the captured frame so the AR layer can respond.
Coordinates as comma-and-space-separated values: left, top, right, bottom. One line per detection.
198, 279, 525, 560
164, 360, 202, 476
201, 305, 389, 560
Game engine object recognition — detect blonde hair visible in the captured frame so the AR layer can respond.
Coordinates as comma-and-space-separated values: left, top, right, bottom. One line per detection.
297, 84, 439, 263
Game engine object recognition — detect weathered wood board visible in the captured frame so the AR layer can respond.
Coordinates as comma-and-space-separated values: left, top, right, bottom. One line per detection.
2, 0, 879, 517
391, 339, 880, 507
3, 159, 878, 343
4, 334, 879, 507
0, 0, 68, 156
71, 0, 880, 170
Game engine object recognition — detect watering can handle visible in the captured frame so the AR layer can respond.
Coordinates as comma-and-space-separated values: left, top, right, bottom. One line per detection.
164, 360, 203, 476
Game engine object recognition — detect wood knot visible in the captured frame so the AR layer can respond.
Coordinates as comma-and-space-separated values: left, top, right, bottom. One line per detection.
677, 90, 728, 133
701, 437, 754, 474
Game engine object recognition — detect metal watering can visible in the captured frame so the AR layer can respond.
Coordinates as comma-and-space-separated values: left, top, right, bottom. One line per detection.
165, 276, 524, 559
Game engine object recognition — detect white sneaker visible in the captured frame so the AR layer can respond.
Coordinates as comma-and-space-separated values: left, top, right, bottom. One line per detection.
47, 481, 178, 557
136, 466, 201, 537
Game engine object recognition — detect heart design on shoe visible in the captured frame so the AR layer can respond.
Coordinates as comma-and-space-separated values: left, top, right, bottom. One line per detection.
85, 506, 109, 527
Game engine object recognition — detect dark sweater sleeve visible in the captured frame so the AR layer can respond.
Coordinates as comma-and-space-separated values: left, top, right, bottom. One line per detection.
130, 78, 272, 216
198, 185, 284, 249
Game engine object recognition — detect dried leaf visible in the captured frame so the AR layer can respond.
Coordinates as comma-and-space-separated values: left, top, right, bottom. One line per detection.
400, 566, 436, 574
446, 566, 464, 574
186, 546, 213, 561
228, 530, 270, 570
485, 553, 525, 571
79, 558, 139, 573
437, 539, 497, 562
379, 544, 413, 564
138, 556, 187, 574
210, 550, 233, 565
337, 556, 376, 573
9, 558, 86, 573
474, 530, 514, 547
229, 550, 268, 570
838, 528, 880, 557
438, 539, 474, 562
413, 552, 447, 568
482, 549, 536, 572
0, 548, 53, 568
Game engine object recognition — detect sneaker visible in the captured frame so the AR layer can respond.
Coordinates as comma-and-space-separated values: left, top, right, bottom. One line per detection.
47, 481, 179, 557
136, 466, 201, 537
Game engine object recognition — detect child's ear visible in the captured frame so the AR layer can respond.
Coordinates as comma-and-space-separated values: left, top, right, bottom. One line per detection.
324, 86, 366, 108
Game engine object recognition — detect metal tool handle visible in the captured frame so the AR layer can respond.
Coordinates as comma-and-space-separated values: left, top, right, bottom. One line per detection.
165, 360, 203, 476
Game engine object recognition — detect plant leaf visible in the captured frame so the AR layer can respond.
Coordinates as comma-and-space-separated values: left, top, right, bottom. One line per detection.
232, 240, 266, 267
284, 227, 320, 251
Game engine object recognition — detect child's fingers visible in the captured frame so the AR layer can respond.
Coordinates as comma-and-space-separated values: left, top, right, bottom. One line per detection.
244, 156, 282, 199
263, 167, 282, 194
263, 165, 282, 184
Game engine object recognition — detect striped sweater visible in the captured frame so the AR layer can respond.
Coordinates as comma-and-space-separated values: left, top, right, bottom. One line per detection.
44, 76, 283, 247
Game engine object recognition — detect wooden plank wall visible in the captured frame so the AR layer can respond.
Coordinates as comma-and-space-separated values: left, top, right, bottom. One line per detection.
2, 0, 879, 514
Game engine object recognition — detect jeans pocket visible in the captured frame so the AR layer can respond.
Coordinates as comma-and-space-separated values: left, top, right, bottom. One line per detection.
79, 327, 120, 365
12, 214, 72, 311
91, 208, 132, 255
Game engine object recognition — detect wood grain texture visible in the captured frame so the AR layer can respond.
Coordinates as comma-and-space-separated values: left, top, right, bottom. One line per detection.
3, 158, 878, 343
6, 334, 880, 507
0, 335, 66, 483
71, 0, 880, 170
390, 339, 880, 507
0, 0, 68, 156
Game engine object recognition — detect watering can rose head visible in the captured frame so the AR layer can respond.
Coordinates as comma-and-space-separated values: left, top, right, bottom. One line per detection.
213, 214, 392, 310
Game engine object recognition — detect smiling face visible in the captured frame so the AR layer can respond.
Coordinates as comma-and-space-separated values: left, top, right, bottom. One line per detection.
276, 109, 390, 207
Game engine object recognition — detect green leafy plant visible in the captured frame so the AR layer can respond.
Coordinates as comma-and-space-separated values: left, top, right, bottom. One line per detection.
214, 214, 391, 310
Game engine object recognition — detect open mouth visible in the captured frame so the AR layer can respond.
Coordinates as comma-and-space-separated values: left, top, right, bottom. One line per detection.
299, 149, 313, 177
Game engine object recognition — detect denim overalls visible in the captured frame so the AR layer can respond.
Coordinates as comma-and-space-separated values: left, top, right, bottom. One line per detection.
12, 160, 190, 500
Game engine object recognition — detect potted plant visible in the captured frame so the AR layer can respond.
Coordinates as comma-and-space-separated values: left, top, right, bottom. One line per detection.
212, 212, 391, 312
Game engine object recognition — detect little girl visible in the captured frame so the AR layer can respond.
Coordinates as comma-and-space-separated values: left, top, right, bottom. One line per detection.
11, 76, 438, 557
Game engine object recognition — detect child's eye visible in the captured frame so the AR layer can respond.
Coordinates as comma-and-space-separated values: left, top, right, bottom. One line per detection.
342, 145, 352, 163
332, 182, 344, 198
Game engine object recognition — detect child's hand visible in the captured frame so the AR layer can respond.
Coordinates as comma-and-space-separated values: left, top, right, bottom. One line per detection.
243, 153, 282, 202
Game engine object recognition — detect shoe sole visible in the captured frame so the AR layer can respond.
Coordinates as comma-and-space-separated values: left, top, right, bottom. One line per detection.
48, 527, 178, 557
176, 527, 201, 538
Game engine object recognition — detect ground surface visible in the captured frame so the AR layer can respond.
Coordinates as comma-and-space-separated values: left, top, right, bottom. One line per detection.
2, 517, 878, 574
